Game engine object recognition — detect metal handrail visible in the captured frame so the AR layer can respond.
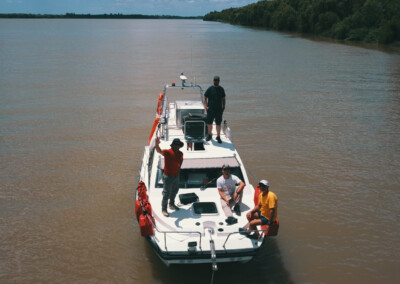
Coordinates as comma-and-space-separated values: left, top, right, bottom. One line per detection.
222, 229, 268, 248
145, 214, 203, 251
162, 231, 203, 251
161, 83, 204, 142
137, 148, 148, 183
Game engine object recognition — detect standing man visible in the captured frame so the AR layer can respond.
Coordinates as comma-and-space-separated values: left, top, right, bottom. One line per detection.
217, 164, 245, 217
203, 75, 226, 144
245, 180, 278, 238
155, 137, 184, 217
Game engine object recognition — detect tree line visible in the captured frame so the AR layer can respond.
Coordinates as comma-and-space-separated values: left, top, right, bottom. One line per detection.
203, 0, 400, 44
0, 13, 202, 20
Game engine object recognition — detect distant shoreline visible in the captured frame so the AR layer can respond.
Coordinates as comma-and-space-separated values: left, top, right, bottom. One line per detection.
0, 13, 203, 19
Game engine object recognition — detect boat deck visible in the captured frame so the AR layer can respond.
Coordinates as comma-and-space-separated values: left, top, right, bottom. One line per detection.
148, 124, 261, 253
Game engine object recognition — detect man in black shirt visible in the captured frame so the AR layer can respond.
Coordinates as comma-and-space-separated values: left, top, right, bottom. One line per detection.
203, 76, 226, 144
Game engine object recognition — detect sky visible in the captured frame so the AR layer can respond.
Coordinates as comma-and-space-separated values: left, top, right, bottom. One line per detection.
0, 0, 259, 17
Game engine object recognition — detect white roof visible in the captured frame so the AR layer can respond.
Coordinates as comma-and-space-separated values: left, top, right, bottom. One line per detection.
159, 157, 239, 169
176, 100, 204, 110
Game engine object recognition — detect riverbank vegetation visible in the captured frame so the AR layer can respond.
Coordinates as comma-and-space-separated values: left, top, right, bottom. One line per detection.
203, 0, 400, 44
0, 13, 202, 19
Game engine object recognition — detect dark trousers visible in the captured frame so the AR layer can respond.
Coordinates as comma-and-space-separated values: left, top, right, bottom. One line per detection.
162, 174, 179, 210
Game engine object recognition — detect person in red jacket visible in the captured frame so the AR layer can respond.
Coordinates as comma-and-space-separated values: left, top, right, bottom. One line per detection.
155, 137, 184, 217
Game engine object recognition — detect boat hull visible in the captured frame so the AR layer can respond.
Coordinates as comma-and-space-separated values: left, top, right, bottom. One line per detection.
144, 236, 258, 265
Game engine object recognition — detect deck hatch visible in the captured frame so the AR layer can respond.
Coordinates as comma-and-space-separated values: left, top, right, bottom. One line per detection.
193, 202, 218, 214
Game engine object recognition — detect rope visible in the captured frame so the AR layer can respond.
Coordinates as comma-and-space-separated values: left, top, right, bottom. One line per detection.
244, 164, 259, 184
210, 268, 215, 284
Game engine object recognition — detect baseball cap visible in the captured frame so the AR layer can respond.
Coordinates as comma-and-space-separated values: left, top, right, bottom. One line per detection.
222, 164, 230, 170
259, 180, 269, 187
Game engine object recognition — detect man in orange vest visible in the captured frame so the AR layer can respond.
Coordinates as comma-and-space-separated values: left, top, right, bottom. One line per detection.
244, 180, 278, 238
155, 137, 184, 217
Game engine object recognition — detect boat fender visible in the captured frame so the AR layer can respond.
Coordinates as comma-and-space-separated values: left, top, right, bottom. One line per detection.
135, 199, 142, 220
137, 182, 148, 201
223, 120, 233, 141
139, 214, 155, 236
137, 181, 147, 194
135, 199, 153, 220
143, 201, 152, 216
254, 185, 261, 206
138, 186, 148, 201
263, 219, 279, 237
136, 181, 149, 220
225, 127, 233, 141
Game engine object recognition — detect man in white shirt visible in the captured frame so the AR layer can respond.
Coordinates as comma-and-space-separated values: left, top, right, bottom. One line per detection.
217, 164, 245, 217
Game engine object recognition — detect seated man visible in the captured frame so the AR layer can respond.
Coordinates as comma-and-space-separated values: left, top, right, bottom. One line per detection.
244, 180, 278, 238
217, 164, 245, 217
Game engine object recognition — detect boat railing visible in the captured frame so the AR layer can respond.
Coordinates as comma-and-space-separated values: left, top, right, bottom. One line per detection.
161, 84, 204, 119
159, 83, 205, 142
137, 148, 147, 182
146, 214, 203, 251
138, 147, 152, 185
222, 229, 268, 249
162, 231, 203, 251
162, 83, 204, 100
148, 209, 266, 252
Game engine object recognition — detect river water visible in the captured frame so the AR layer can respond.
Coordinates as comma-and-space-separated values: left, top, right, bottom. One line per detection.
1, 19, 400, 284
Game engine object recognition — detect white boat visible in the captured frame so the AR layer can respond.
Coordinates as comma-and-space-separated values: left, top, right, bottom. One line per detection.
136, 74, 278, 269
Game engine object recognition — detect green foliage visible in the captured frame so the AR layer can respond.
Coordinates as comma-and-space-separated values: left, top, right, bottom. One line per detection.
271, 2, 297, 30
203, 0, 400, 44
317, 11, 340, 33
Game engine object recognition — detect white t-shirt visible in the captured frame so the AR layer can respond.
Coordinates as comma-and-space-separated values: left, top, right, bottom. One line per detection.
217, 174, 241, 199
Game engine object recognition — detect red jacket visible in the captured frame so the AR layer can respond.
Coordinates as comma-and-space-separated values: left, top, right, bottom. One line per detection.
163, 149, 183, 176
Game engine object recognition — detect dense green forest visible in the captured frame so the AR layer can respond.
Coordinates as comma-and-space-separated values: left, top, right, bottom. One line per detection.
204, 0, 400, 44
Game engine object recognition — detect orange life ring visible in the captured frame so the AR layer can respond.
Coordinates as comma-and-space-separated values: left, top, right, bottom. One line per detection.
156, 92, 163, 115
148, 117, 160, 145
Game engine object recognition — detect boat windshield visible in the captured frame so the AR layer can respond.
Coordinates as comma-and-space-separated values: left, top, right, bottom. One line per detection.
155, 167, 244, 189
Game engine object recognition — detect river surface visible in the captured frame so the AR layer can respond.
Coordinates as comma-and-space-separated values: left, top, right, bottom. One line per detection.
1, 19, 400, 284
